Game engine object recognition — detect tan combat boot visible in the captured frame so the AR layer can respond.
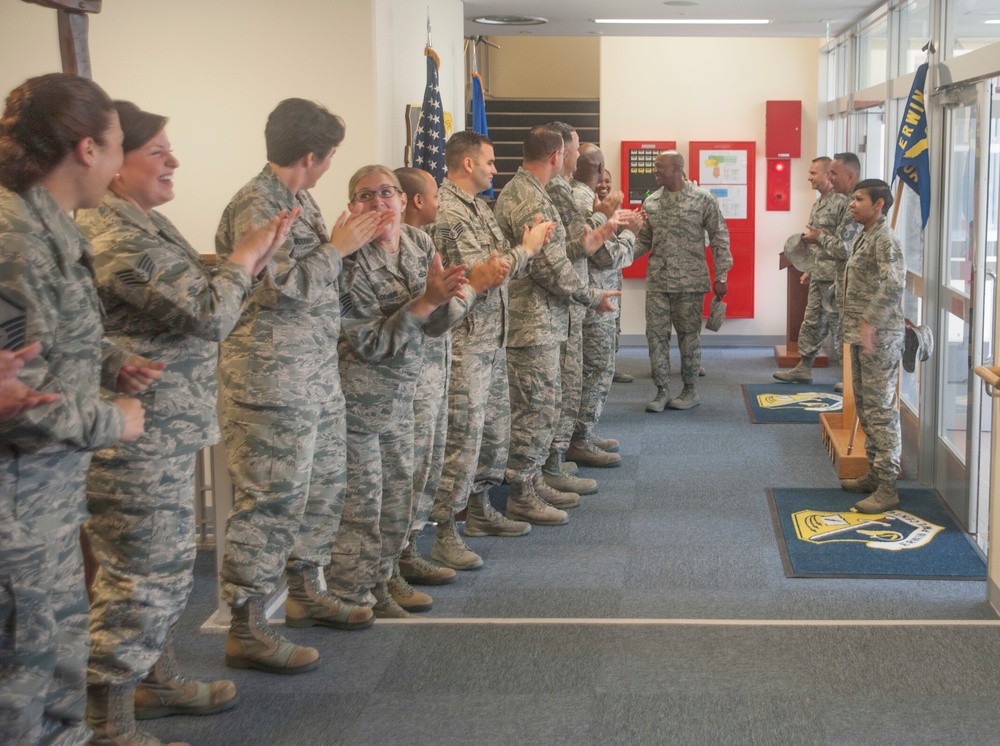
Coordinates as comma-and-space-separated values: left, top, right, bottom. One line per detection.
566, 438, 621, 468
646, 387, 671, 413
852, 482, 900, 514
398, 543, 457, 585
533, 474, 580, 509
430, 517, 484, 570
135, 630, 237, 720
373, 583, 413, 618
463, 490, 531, 537
840, 471, 879, 494
285, 565, 374, 630
541, 451, 598, 495
505, 480, 569, 526
667, 385, 701, 410
88, 682, 190, 746
773, 361, 813, 384
388, 562, 433, 612
590, 435, 620, 453
225, 596, 319, 674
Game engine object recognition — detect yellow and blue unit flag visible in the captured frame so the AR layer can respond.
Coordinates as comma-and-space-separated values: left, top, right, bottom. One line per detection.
892, 62, 930, 228
413, 46, 447, 186
470, 71, 493, 198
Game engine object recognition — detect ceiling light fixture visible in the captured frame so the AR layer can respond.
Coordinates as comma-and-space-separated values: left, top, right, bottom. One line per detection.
472, 15, 547, 26
595, 18, 769, 25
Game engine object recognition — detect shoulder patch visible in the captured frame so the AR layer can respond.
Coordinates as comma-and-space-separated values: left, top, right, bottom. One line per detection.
114, 253, 156, 286
0, 292, 27, 351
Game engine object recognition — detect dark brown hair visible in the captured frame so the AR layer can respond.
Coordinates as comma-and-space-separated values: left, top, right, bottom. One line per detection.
523, 125, 563, 163
265, 98, 345, 167
0, 73, 115, 191
444, 130, 492, 171
115, 100, 167, 154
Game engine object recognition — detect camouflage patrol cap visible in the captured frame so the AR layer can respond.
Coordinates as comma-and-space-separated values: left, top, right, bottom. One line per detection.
903, 323, 933, 373
783, 233, 813, 274
705, 295, 726, 332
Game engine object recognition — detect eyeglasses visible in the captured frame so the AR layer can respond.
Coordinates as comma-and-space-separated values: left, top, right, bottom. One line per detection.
352, 186, 400, 203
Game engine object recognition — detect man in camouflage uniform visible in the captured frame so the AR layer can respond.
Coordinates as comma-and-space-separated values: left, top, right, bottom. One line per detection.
494, 126, 618, 525
424, 132, 551, 570
543, 123, 622, 487
392, 166, 457, 589
775, 153, 858, 384
0, 182, 144, 744
838, 180, 905, 513
570, 144, 642, 464
637, 151, 731, 412
216, 99, 380, 676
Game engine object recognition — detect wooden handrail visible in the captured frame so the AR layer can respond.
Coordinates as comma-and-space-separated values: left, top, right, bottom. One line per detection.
975, 365, 1000, 398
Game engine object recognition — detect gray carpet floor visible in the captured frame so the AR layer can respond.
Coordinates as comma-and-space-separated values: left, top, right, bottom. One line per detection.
149, 346, 1000, 745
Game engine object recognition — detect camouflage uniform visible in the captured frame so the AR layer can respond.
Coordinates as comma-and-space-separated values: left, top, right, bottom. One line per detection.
0, 184, 127, 745
428, 179, 530, 522
797, 191, 849, 364
841, 216, 905, 483
327, 225, 473, 606
77, 191, 252, 687
570, 180, 634, 441
493, 168, 602, 485
635, 182, 731, 388
215, 165, 347, 609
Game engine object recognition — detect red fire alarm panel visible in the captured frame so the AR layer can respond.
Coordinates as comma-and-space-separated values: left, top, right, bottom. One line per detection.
620, 140, 676, 210
765, 100, 801, 159
766, 158, 791, 211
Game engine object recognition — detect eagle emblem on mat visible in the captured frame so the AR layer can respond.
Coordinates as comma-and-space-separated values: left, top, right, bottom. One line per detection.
757, 391, 842, 412
791, 510, 943, 551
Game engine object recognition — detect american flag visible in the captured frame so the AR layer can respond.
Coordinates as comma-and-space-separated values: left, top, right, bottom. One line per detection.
412, 46, 446, 185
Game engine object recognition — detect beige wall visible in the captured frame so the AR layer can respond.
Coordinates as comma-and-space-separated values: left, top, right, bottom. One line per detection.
0, 0, 463, 249
600, 36, 823, 339
486, 36, 600, 99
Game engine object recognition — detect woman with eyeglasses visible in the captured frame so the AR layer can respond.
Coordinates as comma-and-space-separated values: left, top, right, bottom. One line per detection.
75, 100, 296, 744
327, 166, 507, 617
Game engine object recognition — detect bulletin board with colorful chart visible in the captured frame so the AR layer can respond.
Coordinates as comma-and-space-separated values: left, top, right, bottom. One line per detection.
619, 140, 676, 279
688, 141, 755, 319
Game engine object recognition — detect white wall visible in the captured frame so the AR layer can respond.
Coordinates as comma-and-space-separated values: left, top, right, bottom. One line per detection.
600, 36, 824, 340
0, 0, 464, 250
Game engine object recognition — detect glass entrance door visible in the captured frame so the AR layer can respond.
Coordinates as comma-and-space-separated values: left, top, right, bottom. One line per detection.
935, 80, 997, 539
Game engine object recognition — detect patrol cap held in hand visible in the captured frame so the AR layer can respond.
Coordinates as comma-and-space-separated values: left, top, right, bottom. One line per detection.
903, 323, 933, 373
705, 296, 726, 332
784, 233, 814, 274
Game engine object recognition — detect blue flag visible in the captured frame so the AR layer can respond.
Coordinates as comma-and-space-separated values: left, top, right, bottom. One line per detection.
892, 62, 930, 228
412, 47, 446, 186
470, 71, 493, 198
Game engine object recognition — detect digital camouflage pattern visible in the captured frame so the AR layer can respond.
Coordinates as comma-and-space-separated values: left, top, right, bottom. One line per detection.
494, 167, 601, 348
0, 184, 127, 745
797, 191, 850, 363
636, 182, 731, 388
328, 226, 473, 604
409, 336, 449, 537
842, 217, 906, 483
215, 165, 347, 608
79, 190, 253, 457
571, 179, 635, 440
78, 190, 254, 687
428, 178, 529, 520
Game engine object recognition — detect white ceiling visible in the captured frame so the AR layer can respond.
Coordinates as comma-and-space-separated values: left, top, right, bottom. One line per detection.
462, 0, 882, 39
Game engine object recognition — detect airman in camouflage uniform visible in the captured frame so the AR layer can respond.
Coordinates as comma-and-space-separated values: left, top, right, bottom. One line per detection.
0, 74, 154, 746
423, 132, 548, 571
0, 182, 133, 745
775, 156, 853, 383
216, 100, 379, 677
494, 126, 617, 524
838, 180, 905, 514
328, 168, 473, 618
636, 151, 731, 412
78, 147, 273, 726
569, 144, 639, 460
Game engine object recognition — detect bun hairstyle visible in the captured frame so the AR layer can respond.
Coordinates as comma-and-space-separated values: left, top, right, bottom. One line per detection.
854, 178, 893, 212
0, 73, 115, 192
115, 101, 167, 154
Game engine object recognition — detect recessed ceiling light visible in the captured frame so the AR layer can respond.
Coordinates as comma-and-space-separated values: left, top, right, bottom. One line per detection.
595, 18, 769, 25
664, 1, 700, 5
472, 15, 548, 26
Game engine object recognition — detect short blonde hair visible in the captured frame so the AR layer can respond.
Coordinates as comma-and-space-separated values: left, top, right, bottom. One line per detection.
348, 165, 401, 201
